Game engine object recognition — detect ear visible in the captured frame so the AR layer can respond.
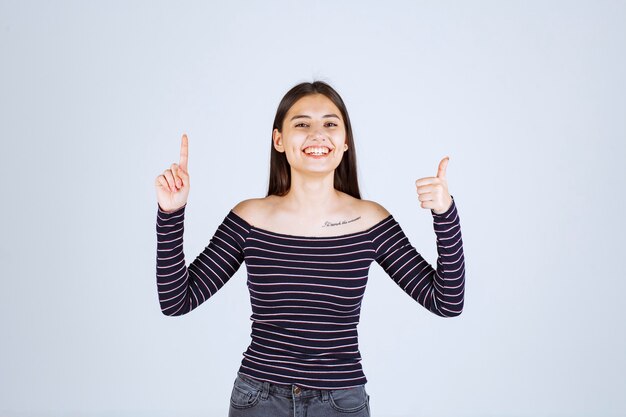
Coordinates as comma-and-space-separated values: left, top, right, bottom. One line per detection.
273, 129, 285, 153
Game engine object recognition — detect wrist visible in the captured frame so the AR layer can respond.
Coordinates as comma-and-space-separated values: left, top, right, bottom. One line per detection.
431, 196, 454, 216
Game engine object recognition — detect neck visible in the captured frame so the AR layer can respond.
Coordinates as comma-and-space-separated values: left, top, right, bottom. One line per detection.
282, 170, 339, 214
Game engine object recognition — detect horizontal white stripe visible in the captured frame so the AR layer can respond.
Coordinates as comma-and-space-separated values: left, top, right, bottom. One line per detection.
243, 356, 361, 375
252, 318, 359, 327
249, 287, 365, 300
254, 311, 359, 319
250, 340, 359, 358
249, 264, 370, 273
250, 282, 367, 292
243, 351, 355, 368
248, 272, 367, 281
246, 245, 375, 258
245, 255, 370, 266
251, 301, 361, 314
239, 365, 365, 383
246, 346, 347, 362
247, 237, 368, 251
249, 295, 361, 309
253, 333, 358, 351
253, 327, 357, 342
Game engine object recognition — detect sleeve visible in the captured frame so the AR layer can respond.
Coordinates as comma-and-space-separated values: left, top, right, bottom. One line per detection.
371, 196, 465, 317
155, 204, 249, 316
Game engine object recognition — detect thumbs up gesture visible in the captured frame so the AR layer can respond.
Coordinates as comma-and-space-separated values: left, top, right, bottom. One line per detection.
415, 157, 453, 215
155, 133, 190, 213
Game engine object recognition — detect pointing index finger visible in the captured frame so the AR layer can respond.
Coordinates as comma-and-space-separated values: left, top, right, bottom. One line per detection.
179, 133, 189, 172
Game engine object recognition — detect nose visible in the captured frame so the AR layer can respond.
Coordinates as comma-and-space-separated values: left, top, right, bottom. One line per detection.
310, 132, 327, 142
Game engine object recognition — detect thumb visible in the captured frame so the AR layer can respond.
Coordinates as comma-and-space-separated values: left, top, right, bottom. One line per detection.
437, 156, 449, 179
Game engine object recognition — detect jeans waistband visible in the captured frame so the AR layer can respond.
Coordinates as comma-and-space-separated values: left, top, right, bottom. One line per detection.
237, 372, 339, 399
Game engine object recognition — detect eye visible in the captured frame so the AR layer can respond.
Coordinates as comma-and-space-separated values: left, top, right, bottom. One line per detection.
325, 122, 338, 127
295, 123, 309, 128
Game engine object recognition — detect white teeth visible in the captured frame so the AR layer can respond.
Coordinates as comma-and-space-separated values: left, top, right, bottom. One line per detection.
304, 146, 330, 155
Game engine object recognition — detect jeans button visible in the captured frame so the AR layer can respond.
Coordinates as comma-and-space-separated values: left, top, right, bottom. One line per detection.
293, 385, 301, 395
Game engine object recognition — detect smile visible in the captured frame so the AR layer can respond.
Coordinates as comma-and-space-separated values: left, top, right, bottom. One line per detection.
302, 146, 332, 156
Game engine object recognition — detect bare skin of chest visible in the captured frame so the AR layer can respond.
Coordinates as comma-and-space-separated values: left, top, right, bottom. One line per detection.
259, 213, 364, 236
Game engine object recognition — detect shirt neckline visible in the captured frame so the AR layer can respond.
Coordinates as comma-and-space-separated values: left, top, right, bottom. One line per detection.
228, 210, 393, 239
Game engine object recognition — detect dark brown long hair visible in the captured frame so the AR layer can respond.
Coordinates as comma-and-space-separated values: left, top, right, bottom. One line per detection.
267, 81, 361, 199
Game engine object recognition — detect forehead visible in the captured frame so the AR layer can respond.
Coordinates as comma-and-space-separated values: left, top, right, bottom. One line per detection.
287, 94, 342, 118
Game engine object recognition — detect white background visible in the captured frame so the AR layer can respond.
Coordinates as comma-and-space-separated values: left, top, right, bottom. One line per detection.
1, 1, 625, 416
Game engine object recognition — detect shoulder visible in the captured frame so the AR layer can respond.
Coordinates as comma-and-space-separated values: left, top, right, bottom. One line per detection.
231, 196, 277, 226
356, 199, 392, 226
231, 198, 261, 216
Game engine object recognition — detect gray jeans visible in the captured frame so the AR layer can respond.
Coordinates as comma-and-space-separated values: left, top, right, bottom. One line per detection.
228, 372, 371, 417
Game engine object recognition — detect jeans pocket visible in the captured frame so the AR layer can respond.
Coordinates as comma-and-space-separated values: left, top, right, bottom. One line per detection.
328, 385, 369, 413
229, 376, 261, 410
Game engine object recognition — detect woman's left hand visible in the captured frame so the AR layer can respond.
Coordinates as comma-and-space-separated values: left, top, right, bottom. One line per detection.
415, 157, 453, 215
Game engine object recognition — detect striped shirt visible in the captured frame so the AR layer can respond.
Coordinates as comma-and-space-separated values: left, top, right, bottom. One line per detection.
156, 197, 465, 389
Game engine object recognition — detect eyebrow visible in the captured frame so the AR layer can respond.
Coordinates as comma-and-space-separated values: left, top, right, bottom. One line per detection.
290, 114, 341, 121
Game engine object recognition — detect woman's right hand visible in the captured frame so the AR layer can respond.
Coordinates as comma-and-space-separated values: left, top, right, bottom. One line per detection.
155, 133, 190, 213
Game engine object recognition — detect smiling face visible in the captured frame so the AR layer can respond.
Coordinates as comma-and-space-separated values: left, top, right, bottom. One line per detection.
273, 94, 348, 175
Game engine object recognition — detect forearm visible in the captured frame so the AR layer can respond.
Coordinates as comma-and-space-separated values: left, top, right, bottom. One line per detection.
156, 203, 194, 316
429, 196, 465, 317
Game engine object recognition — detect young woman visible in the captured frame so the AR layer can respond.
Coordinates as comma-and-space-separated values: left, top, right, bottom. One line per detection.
155, 81, 465, 417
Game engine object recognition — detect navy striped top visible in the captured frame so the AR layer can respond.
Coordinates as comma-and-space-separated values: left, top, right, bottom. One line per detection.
156, 197, 465, 389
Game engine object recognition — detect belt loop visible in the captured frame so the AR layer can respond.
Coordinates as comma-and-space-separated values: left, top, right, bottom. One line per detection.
261, 380, 270, 400
320, 389, 329, 402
